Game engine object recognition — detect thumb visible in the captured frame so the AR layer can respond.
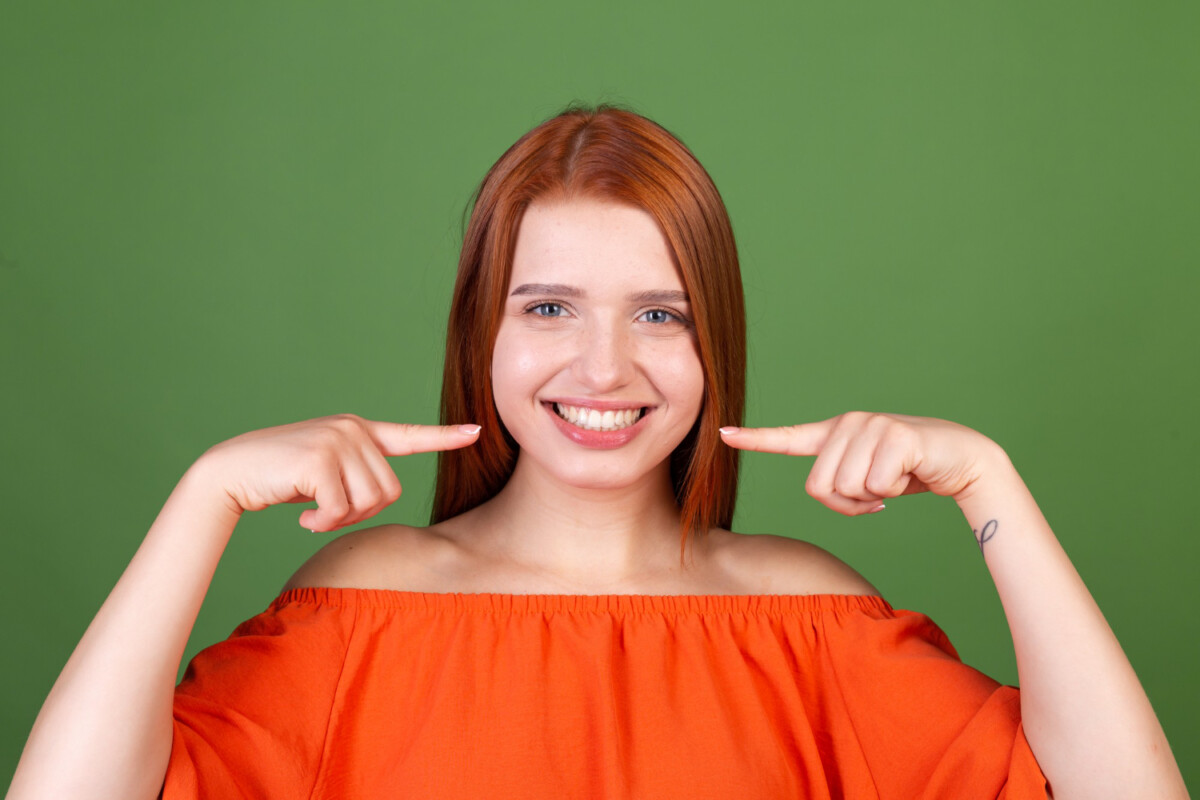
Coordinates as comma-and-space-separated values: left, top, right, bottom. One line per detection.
719, 420, 834, 456
364, 421, 482, 457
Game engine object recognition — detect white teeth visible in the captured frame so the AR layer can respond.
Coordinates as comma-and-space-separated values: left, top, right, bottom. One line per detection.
554, 403, 645, 432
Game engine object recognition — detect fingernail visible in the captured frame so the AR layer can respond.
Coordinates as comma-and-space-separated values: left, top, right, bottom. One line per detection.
458, 424, 481, 435
719, 426, 739, 435
868, 504, 886, 514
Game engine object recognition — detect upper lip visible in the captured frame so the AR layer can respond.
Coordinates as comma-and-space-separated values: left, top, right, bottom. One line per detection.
545, 398, 654, 411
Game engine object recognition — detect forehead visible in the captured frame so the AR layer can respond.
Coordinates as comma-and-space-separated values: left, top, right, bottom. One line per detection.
510, 198, 684, 290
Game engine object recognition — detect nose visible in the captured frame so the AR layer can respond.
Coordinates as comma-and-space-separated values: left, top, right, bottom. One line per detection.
571, 319, 635, 392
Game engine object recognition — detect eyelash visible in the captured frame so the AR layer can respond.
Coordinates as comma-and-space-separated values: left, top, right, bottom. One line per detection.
522, 301, 690, 326
525, 301, 569, 318
639, 307, 687, 325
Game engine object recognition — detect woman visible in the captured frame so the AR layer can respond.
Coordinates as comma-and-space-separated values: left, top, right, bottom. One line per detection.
9, 106, 1186, 799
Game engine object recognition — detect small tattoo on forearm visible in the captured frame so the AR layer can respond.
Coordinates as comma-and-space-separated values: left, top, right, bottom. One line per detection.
974, 519, 998, 552
969, 520, 998, 551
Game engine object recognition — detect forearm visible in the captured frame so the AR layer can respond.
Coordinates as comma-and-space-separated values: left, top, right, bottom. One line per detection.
956, 449, 1187, 799
8, 459, 242, 800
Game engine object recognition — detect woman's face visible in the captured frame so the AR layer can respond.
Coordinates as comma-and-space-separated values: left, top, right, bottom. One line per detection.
491, 197, 705, 492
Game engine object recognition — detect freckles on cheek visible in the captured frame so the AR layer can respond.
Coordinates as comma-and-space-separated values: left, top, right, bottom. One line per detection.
491, 337, 545, 399
654, 342, 704, 383
496, 352, 541, 383
659, 346, 705, 413
514, 350, 542, 377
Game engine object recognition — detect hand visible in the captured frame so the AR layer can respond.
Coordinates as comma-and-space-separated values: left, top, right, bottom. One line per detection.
720, 411, 1006, 516
194, 414, 481, 531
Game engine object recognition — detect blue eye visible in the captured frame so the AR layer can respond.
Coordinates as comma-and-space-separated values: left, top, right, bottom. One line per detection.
530, 302, 566, 317
640, 308, 681, 324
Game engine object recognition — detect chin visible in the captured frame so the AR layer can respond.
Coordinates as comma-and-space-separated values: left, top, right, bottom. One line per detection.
529, 454, 667, 494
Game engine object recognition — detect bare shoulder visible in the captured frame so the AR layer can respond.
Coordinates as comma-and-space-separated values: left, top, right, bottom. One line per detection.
281, 523, 449, 593
709, 529, 881, 597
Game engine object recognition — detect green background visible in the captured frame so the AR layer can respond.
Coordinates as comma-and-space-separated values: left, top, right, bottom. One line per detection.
2, 1, 1196, 790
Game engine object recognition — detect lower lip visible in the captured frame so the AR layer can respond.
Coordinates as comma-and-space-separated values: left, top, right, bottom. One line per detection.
543, 403, 651, 450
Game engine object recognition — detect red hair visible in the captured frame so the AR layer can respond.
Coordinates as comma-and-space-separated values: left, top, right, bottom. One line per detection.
432, 104, 746, 563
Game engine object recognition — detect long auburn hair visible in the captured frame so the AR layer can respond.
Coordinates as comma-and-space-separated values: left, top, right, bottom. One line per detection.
432, 104, 746, 563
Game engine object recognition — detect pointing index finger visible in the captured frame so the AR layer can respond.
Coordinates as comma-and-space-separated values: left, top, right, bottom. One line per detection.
365, 421, 482, 457
719, 420, 834, 456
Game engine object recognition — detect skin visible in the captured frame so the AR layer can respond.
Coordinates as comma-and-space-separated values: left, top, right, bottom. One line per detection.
7, 416, 481, 800
439, 198, 711, 588
724, 412, 1190, 798
9, 197, 1186, 799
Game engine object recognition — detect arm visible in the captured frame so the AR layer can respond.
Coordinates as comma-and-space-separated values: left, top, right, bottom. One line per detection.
956, 446, 1187, 799
7, 460, 241, 800
7, 415, 480, 800
720, 414, 1187, 799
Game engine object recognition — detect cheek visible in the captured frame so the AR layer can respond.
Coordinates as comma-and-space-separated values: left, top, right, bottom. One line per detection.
645, 338, 705, 426
490, 328, 549, 414
668, 341, 705, 407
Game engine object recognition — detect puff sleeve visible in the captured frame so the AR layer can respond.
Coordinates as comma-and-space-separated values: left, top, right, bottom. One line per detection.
814, 603, 1048, 799
162, 592, 357, 799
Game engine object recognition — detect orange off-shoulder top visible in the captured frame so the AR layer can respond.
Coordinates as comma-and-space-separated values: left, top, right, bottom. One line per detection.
164, 589, 1047, 799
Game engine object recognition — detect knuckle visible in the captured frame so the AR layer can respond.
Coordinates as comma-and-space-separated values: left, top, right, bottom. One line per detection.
310, 426, 346, 448
834, 411, 867, 431
866, 412, 891, 429
330, 414, 364, 434
864, 476, 890, 496
887, 425, 915, 447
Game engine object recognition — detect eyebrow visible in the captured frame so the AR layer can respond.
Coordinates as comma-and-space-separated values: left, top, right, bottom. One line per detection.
509, 283, 689, 304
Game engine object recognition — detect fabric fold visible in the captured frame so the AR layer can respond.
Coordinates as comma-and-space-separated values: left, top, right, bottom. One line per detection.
165, 588, 1048, 799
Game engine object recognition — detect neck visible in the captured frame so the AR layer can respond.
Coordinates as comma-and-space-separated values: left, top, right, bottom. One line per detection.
463, 454, 695, 588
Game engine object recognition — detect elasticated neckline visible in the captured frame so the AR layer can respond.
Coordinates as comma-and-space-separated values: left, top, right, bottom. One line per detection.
273, 586, 895, 616
169, 585, 1046, 797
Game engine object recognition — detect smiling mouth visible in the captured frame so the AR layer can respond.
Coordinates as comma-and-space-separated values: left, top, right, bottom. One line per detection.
552, 403, 648, 432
